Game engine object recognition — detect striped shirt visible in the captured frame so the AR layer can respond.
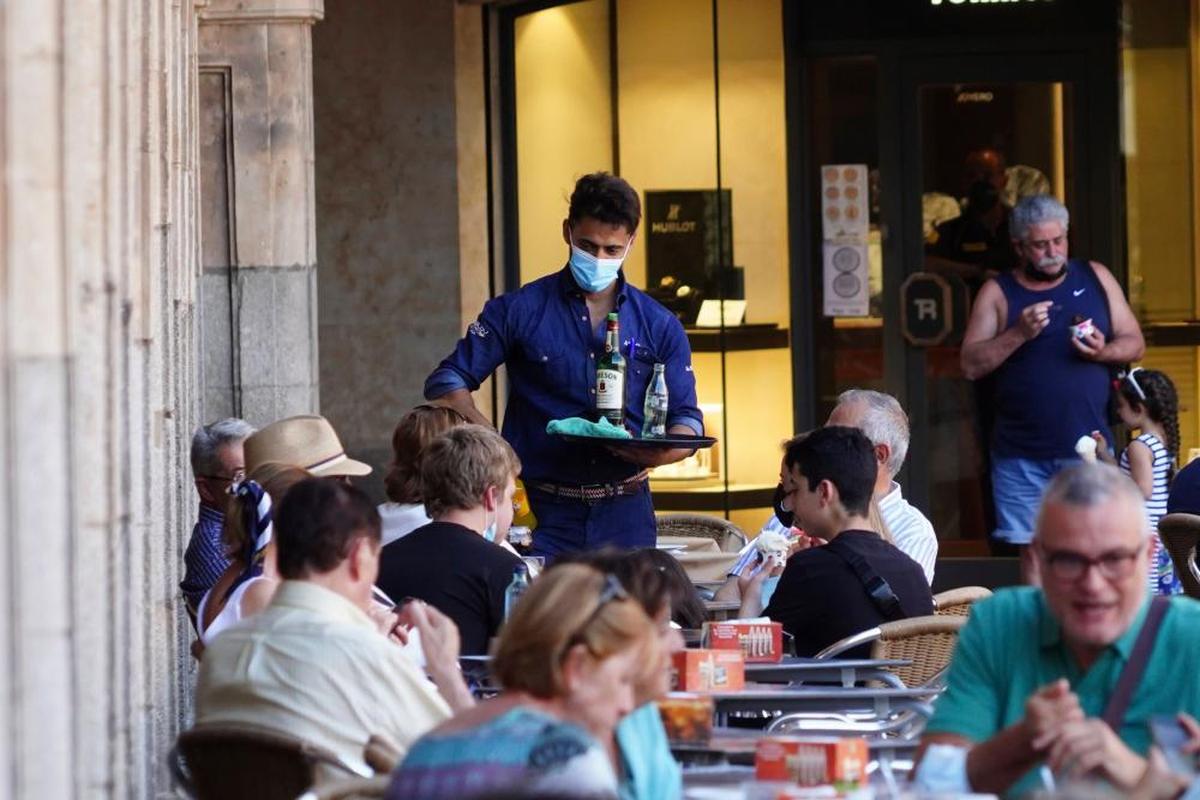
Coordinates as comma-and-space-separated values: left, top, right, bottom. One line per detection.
877, 482, 938, 584
730, 482, 938, 585
1119, 432, 1178, 595
1119, 432, 1171, 529
180, 504, 232, 617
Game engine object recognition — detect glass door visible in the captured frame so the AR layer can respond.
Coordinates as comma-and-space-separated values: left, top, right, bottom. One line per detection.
898, 53, 1112, 551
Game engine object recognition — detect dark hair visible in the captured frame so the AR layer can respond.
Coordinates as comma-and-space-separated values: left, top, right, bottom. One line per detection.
553, 547, 706, 629
1118, 368, 1180, 478
384, 405, 468, 503
784, 426, 876, 517
567, 172, 641, 234
274, 478, 381, 579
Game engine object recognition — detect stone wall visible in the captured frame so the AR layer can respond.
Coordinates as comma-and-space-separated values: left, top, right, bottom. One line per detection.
198, 0, 324, 428
313, 1, 492, 497
0, 0, 202, 796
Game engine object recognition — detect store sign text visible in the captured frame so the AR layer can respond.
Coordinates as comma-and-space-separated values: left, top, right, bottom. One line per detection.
930, 0, 1052, 5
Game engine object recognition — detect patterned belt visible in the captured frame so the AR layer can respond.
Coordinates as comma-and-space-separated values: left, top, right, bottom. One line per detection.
526, 471, 650, 505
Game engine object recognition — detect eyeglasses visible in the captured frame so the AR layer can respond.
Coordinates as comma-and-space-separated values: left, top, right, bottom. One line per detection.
200, 468, 246, 493
1039, 546, 1142, 581
1116, 367, 1147, 401
563, 574, 629, 656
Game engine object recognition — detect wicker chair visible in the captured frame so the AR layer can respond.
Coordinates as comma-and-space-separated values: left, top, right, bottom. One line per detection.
932, 586, 992, 617
656, 513, 748, 553
168, 723, 370, 800
815, 614, 966, 689
1158, 513, 1200, 599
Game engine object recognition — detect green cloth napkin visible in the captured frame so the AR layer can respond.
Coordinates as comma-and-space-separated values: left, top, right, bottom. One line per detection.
546, 416, 633, 440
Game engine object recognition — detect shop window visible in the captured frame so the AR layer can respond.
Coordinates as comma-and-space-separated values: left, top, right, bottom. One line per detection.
510, 0, 792, 530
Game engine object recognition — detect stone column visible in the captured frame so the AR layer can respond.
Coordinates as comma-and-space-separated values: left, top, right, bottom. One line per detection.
198, 0, 324, 427
1, 1, 202, 797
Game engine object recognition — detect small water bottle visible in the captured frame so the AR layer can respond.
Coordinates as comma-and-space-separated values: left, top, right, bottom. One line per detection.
641, 363, 669, 438
504, 564, 530, 620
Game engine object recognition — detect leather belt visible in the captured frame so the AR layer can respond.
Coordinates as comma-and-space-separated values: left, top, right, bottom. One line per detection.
526, 471, 650, 505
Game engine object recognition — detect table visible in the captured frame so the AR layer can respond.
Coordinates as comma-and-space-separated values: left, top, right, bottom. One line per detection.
745, 657, 910, 689
708, 684, 939, 727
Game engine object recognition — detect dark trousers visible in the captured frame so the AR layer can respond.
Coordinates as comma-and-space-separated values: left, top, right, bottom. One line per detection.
527, 482, 656, 560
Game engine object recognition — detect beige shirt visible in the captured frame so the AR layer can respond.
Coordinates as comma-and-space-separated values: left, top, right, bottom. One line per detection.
195, 580, 450, 774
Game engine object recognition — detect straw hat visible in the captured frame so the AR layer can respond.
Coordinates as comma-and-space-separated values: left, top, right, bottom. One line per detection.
244, 415, 372, 477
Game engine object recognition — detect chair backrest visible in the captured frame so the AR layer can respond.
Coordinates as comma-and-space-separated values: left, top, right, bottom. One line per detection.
656, 513, 748, 553
1158, 514, 1200, 599
869, 615, 966, 688
932, 586, 993, 617
172, 724, 361, 800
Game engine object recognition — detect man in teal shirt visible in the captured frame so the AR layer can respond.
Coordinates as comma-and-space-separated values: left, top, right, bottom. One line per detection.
919, 462, 1200, 797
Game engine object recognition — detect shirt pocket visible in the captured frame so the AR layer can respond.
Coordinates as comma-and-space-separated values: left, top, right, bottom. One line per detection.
519, 341, 577, 390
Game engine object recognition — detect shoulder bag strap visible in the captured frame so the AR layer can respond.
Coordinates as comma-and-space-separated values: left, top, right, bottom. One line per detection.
1102, 596, 1170, 731
824, 536, 905, 622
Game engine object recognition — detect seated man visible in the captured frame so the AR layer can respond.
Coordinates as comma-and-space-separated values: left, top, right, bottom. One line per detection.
739, 426, 933, 657
719, 389, 937, 609
195, 478, 473, 773
827, 389, 938, 582
180, 417, 255, 619
917, 463, 1200, 797
375, 424, 525, 656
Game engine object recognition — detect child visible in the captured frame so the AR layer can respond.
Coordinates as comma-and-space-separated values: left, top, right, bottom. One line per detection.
1093, 367, 1182, 595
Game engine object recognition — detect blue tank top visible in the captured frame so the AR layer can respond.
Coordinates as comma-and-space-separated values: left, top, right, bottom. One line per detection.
992, 260, 1113, 459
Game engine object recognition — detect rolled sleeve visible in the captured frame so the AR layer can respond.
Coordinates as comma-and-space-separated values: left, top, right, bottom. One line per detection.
423, 297, 510, 400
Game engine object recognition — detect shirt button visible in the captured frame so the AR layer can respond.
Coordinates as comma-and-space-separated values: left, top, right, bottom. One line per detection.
589, 353, 594, 359
541, 355, 548, 362
590, 388, 596, 394
581, 315, 587, 321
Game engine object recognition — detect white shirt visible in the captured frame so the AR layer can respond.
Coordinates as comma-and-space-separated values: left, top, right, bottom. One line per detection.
878, 481, 938, 584
196, 581, 450, 776
378, 502, 432, 546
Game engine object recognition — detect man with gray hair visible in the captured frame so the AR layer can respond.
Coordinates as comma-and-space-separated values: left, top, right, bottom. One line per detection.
916, 463, 1200, 797
828, 389, 938, 581
961, 194, 1143, 551
181, 417, 255, 619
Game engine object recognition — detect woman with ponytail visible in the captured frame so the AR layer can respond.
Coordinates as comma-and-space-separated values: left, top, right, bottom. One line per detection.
196, 462, 311, 646
1093, 367, 1182, 595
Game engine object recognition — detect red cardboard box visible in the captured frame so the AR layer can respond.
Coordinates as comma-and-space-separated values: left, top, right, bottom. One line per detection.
755, 736, 868, 789
671, 649, 745, 692
705, 620, 784, 663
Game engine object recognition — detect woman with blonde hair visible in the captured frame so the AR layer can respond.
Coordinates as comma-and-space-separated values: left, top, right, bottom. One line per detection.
386, 564, 658, 800
196, 462, 310, 646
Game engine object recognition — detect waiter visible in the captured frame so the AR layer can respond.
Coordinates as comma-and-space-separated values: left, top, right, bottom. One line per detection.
424, 172, 704, 558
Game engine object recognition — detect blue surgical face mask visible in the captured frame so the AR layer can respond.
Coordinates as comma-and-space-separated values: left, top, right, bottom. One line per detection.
482, 508, 497, 543
568, 234, 630, 293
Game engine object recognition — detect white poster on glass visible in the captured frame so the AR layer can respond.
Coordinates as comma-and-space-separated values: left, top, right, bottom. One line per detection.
820, 163, 869, 243
822, 242, 870, 317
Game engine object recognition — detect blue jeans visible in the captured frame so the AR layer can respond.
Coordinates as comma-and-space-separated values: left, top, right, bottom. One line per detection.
527, 481, 656, 560
992, 455, 1080, 544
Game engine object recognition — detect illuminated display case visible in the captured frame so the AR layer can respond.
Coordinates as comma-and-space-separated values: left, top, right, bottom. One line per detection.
508, 0, 792, 533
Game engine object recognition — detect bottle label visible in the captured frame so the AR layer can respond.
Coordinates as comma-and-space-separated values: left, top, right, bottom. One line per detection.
596, 369, 624, 409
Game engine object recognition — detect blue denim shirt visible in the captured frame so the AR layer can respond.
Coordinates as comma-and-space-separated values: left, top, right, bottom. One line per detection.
425, 267, 702, 485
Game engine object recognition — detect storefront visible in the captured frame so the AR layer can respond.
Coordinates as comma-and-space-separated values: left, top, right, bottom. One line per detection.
492, 0, 1200, 552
